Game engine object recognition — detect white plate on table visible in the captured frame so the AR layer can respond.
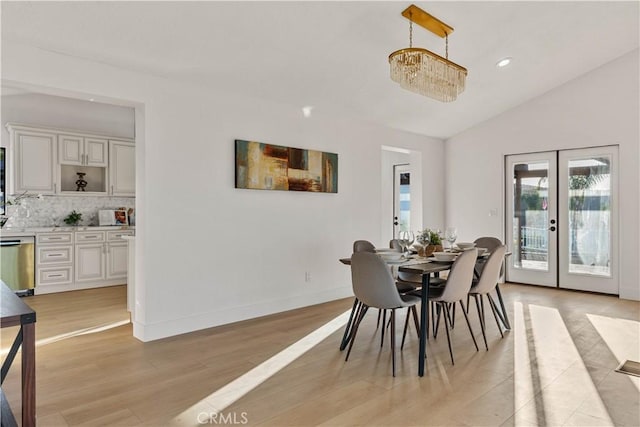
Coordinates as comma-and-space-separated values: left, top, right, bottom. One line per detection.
385, 258, 412, 264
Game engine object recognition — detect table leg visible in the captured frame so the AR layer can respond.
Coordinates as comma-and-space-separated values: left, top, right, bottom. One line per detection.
21, 322, 35, 427
418, 274, 430, 377
494, 284, 511, 330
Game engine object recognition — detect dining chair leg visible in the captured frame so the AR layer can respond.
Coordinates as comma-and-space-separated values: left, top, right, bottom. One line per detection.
459, 300, 479, 352
442, 303, 455, 365
486, 294, 505, 338
445, 303, 455, 330
340, 298, 360, 351
434, 304, 442, 339
345, 305, 369, 362
466, 294, 471, 313
376, 309, 382, 329
411, 305, 420, 338
391, 308, 397, 377
451, 303, 456, 328
474, 294, 488, 350
401, 308, 410, 350
380, 310, 387, 347
430, 301, 436, 338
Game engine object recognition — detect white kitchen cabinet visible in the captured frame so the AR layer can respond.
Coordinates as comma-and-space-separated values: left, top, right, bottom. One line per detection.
6, 123, 135, 197
58, 134, 108, 167
106, 243, 128, 280
109, 140, 135, 196
35, 232, 74, 290
9, 126, 57, 194
75, 243, 106, 283
34, 228, 133, 294
106, 230, 132, 280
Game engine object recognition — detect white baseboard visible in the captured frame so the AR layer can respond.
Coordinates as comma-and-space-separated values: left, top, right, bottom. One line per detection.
132, 285, 353, 342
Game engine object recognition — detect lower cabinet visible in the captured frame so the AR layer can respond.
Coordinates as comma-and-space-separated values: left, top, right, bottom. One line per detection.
75, 243, 106, 282
106, 243, 128, 279
35, 229, 133, 294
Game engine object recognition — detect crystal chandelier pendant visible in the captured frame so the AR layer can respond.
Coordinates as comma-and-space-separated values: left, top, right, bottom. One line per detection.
388, 5, 468, 102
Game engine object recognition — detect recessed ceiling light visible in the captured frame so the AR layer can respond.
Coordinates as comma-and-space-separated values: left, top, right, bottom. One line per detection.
496, 57, 512, 68
89, 98, 95, 102
302, 106, 313, 118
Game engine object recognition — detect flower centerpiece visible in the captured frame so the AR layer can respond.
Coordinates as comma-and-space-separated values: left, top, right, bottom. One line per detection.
417, 228, 444, 257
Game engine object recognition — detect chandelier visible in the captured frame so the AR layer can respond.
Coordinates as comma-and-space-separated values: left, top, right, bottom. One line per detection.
389, 5, 467, 102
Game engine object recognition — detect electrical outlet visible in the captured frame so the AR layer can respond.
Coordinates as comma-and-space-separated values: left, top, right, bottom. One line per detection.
305, 272, 311, 282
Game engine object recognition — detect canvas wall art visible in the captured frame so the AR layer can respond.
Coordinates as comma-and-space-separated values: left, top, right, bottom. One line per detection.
235, 140, 338, 193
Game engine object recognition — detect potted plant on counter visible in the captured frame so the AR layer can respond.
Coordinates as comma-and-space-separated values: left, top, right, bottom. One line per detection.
63, 210, 82, 226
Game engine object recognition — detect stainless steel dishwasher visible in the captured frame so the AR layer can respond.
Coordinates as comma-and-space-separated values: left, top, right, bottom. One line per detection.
0, 236, 35, 295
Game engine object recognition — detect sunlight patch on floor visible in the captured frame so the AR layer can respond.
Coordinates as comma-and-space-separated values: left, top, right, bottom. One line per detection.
1, 319, 131, 356
587, 313, 640, 391
174, 309, 351, 420
517, 304, 614, 426
513, 301, 537, 424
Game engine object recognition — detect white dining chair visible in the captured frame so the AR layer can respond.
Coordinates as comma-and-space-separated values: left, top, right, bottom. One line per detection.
431, 248, 479, 365
346, 251, 421, 376
468, 245, 507, 350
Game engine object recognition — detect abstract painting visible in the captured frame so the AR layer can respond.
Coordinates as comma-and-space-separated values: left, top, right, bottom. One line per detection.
235, 140, 338, 193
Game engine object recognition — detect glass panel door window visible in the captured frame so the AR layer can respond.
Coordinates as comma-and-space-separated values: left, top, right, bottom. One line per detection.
559, 147, 618, 294
394, 164, 411, 235
506, 152, 558, 287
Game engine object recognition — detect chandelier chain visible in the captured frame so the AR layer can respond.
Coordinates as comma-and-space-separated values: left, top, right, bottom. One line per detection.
445, 34, 449, 59
409, 15, 413, 48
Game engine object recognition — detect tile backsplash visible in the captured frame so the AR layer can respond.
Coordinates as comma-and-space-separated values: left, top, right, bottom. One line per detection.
4, 196, 135, 228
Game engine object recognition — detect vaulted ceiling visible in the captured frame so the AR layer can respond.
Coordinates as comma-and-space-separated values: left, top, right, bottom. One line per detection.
2, 1, 638, 138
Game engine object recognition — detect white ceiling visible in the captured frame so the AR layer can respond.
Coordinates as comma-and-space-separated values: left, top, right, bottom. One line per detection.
2, 1, 638, 139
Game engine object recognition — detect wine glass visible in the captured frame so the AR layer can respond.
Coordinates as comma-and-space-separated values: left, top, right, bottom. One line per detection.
397, 231, 408, 254
400, 231, 415, 257
444, 227, 458, 251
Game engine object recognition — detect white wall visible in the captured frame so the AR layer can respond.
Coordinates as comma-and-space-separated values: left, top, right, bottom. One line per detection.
445, 49, 640, 300
1, 92, 135, 141
2, 41, 445, 340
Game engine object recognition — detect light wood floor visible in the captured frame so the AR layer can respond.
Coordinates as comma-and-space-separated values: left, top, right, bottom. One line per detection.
2, 284, 639, 426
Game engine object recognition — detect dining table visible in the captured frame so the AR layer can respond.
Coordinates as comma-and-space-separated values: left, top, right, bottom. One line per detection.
339, 249, 511, 377
1, 280, 36, 426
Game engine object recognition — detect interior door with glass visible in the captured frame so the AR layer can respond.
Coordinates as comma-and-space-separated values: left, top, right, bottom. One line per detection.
393, 164, 410, 236
559, 147, 618, 294
506, 152, 558, 286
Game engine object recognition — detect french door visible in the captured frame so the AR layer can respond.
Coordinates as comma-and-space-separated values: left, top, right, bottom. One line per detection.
506, 147, 618, 294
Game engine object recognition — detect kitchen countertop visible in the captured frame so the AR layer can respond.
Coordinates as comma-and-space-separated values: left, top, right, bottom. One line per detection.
1, 226, 135, 237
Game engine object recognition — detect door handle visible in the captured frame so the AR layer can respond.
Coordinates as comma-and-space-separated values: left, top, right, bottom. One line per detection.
393, 221, 399, 226
549, 226, 556, 232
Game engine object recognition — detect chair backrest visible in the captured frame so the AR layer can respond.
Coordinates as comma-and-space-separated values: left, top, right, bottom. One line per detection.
353, 240, 376, 253
472, 245, 507, 294
473, 237, 502, 253
438, 248, 477, 303
389, 239, 402, 252
350, 252, 406, 309
473, 236, 505, 280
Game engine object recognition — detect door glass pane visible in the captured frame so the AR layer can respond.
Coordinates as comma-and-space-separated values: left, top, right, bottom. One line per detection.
512, 161, 549, 271
567, 156, 611, 277
399, 172, 410, 232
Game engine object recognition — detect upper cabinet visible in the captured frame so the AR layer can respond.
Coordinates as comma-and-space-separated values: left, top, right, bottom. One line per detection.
109, 140, 135, 196
6, 124, 134, 197
9, 126, 57, 194
58, 134, 108, 167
